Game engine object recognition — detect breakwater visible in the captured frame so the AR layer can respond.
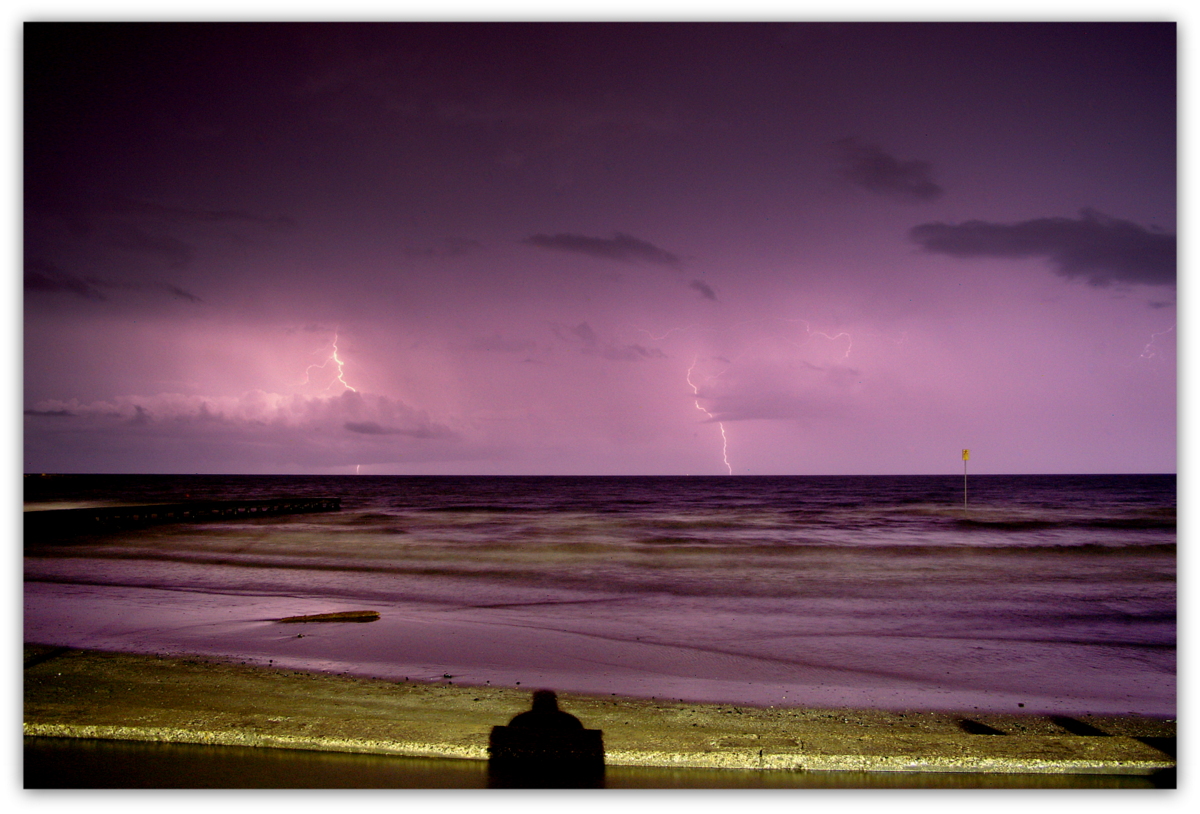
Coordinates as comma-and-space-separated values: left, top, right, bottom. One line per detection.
24, 497, 341, 539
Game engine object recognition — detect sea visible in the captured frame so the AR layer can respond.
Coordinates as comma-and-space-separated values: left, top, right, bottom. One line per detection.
23, 474, 1176, 717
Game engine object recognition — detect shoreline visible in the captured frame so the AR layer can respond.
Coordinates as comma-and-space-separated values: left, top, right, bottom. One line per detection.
24, 581, 1175, 719
23, 644, 1175, 780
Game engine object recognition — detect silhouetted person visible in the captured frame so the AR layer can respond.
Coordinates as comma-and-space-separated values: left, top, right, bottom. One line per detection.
488, 690, 604, 788
507, 690, 584, 730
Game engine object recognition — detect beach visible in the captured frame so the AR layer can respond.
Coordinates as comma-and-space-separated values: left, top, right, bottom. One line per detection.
23, 575, 1174, 718
23, 475, 1176, 789
24, 644, 1175, 788
23, 475, 1177, 718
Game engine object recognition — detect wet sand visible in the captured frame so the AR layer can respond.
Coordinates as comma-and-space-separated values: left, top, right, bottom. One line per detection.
24, 582, 1175, 717
23, 644, 1175, 787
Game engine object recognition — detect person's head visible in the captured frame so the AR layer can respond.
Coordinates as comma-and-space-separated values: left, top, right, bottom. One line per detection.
531, 690, 559, 712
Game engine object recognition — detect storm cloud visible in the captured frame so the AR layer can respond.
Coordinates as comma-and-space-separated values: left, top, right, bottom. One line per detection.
834, 138, 944, 202
22, 23, 1176, 475
26, 388, 458, 448
551, 322, 668, 362
24, 259, 106, 301
25, 258, 203, 304
344, 421, 454, 438
524, 232, 682, 267
909, 209, 1175, 286
108, 197, 296, 230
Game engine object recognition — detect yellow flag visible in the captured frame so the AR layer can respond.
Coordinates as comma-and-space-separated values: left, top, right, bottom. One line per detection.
962, 449, 970, 461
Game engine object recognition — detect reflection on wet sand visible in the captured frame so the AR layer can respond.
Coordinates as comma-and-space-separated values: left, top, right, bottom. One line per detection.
25, 737, 1166, 789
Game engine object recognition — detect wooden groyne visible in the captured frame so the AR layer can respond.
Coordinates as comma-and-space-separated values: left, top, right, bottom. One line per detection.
24, 497, 341, 539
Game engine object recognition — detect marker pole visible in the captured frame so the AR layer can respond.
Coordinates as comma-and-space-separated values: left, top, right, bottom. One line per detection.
961, 449, 970, 511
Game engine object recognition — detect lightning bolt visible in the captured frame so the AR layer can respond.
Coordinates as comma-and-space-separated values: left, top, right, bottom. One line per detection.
784, 319, 853, 359
301, 331, 358, 392
1139, 325, 1175, 362
687, 356, 732, 475
329, 333, 357, 392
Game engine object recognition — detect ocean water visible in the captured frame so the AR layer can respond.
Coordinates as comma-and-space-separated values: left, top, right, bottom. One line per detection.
23, 474, 1176, 716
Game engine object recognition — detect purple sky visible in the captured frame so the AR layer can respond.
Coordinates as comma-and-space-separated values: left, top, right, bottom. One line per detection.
22, 20, 1177, 475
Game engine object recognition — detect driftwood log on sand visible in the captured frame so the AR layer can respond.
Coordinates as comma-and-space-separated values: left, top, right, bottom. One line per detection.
276, 611, 380, 623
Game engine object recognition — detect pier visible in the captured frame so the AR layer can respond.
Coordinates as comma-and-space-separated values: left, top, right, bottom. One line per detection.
24, 497, 341, 539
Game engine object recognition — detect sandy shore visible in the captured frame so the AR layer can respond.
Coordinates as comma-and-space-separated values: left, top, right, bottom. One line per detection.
24, 582, 1175, 717
23, 644, 1174, 783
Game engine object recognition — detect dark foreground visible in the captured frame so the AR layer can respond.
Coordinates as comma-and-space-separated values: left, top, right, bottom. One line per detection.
24, 645, 1175, 789
25, 737, 1167, 789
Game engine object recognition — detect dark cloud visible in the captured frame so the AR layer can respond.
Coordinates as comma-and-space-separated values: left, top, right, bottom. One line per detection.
24, 259, 106, 301
909, 208, 1175, 286
570, 322, 598, 344
344, 421, 391, 435
165, 284, 203, 303
343, 421, 452, 438
109, 197, 296, 230
524, 232, 682, 267
29, 389, 458, 444
29, 196, 295, 244
24, 388, 466, 471
25, 195, 292, 310
24, 408, 76, 417
25, 258, 202, 304
92, 221, 193, 267
468, 334, 537, 354
834, 138, 943, 202
600, 343, 667, 362
690, 279, 717, 300
551, 322, 667, 362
